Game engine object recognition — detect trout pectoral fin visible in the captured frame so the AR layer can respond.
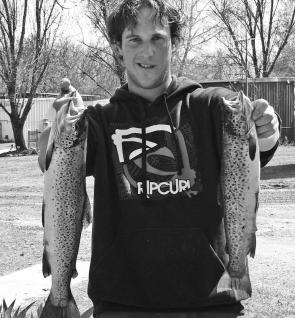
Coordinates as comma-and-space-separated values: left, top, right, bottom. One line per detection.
42, 250, 51, 278
72, 268, 78, 279
248, 132, 257, 161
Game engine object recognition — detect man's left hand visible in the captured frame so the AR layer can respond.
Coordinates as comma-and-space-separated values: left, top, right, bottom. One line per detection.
252, 99, 279, 139
251, 99, 280, 151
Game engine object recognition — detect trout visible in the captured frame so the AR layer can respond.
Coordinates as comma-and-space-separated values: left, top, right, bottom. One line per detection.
40, 90, 91, 318
219, 91, 260, 298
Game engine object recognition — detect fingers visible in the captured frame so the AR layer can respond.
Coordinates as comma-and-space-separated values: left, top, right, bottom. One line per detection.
251, 99, 272, 121
254, 112, 275, 127
65, 113, 81, 121
256, 118, 279, 138
251, 98, 279, 139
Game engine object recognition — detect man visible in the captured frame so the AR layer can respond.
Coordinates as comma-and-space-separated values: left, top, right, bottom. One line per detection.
39, 0, 280, 317
53, 78, 77, 111
86, 1, 279, 316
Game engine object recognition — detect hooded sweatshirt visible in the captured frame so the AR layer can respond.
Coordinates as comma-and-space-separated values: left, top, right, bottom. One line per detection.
84, 76, 278, 313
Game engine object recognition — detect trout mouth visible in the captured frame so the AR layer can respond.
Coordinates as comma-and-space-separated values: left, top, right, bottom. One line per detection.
223, 91, 255, 137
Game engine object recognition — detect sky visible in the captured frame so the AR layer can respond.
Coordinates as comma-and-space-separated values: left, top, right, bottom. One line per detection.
59, 1, 97, 44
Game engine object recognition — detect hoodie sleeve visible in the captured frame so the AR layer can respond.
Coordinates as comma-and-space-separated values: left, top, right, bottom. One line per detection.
85, 104, 104, 177
259, 139, 279, 168
259, 112, 281, 168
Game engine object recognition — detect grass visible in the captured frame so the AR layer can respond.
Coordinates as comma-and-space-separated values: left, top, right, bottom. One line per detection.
0, 145, 294, 317
0, 155, 94, 275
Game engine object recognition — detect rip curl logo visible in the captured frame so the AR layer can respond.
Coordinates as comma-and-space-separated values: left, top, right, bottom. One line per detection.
137, 179, 191, 196
111, 124, 199, 198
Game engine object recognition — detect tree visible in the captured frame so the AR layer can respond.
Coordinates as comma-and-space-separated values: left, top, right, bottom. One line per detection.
38, 40, 109, 96
171, 0, 218, 77
86, 0, 126, 87
211, 0, 295, 78
272, 35, 295, 76
0, 0, 64, 150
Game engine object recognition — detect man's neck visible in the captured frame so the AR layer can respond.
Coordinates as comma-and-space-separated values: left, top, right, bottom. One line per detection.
128, 76, 173, 102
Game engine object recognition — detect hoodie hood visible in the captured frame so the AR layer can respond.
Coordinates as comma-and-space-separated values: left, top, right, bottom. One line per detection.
110, 75, 202, 106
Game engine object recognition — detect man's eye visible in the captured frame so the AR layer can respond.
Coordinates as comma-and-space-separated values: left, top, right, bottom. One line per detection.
129, 38, 140, 43
153, 36, 164, 41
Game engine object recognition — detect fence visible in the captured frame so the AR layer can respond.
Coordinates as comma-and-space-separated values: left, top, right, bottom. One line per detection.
200, 78, 295, 141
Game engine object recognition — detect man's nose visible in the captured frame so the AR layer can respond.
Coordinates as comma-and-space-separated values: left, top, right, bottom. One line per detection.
140, 41, 155, 57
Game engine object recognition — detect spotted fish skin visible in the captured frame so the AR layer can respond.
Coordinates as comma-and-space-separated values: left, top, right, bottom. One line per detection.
41, 92, 91, 318
221, 91, 260, 289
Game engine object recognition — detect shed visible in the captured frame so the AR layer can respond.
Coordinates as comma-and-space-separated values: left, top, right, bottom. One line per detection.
0, 97, 109, 148
200, 77, 295, 141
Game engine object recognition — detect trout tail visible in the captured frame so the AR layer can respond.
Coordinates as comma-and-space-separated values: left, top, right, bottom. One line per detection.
215, 270, 252, 301
40, 292, 80, 318
215, 257, 252, 301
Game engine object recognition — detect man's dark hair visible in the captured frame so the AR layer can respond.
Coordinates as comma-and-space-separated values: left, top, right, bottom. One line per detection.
107, 0, 183, 47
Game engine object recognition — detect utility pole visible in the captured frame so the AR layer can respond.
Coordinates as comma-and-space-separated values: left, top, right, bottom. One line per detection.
245, 30, 248, 96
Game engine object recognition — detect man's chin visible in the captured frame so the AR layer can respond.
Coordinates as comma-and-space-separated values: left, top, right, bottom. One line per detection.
127, 71, 171, 92
136, 78, 166, 90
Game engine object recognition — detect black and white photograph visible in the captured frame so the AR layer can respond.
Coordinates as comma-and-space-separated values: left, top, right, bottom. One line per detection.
0, 0, 294, 317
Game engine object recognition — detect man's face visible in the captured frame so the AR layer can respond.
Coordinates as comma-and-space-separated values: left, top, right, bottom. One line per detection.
60, 79, 70, 94
118, 7, 173, 95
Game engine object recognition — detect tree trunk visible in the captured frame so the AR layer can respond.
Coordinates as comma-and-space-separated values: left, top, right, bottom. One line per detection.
10, 116, 26, 150
177, 46, 190, 77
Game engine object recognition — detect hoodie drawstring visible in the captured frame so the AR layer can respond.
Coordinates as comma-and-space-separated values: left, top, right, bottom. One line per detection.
140, 94, 184, 200
141, 112, 148, 199
163, 93, 183, 175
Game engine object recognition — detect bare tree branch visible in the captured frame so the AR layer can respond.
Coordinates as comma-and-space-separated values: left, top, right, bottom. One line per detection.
211, 0, 295, 77
86, 0, 126, 85
78, 67, 112, 96
0, 101, 11, 117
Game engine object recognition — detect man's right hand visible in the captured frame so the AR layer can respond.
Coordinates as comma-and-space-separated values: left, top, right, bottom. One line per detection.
53, 95, 77, 112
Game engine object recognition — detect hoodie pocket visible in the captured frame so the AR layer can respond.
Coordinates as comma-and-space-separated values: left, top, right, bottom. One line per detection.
92, 227, 225, 308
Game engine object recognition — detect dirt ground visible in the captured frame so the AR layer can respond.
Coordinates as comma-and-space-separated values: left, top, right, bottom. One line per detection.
0, 145, 294, 317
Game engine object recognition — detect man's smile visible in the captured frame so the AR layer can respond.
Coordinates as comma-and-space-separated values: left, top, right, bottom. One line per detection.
137, 63, 156, 69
